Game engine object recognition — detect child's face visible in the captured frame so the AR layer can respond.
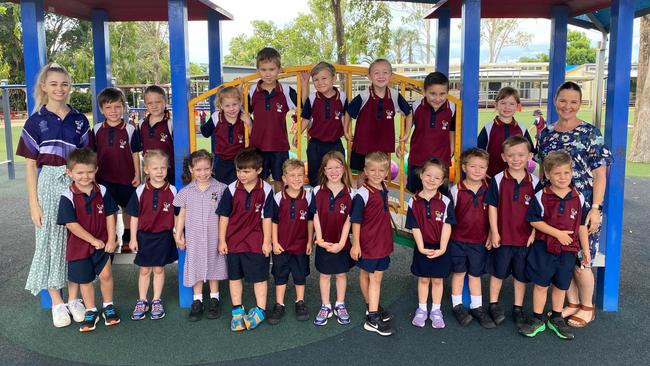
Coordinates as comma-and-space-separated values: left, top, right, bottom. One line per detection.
282, 167, 305, 191
324, 158, 345, 184
236, 167, 262, 186
100, 100, 124, 123
555, 89, 581, 121
546, 163, 573, 190
496, 95, 518, 121
364, 161, 388, 187
462, 157, 488, 182
144, 156, 168, 184
312, 70, 336, 95
67, 163, 97, 189
257, 61, 281, 86
189, 158, 212, 184
219, 97, 242, 120
144, 92, 166, 117
424, 84, 449, 110
368, 63, 392, 89
420, 164, 445, 192
501, 143, 532, 172
41, 71, 70, 103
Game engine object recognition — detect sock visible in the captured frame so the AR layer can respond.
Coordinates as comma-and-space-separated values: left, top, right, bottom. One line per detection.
534, 312, 544, 320
551, 311, 562, 319
193, 294, 202, 302
102, 302, 113, 308
490, 301, 498, 306
367, 311, 379, 321
431, 303, 441, 311
335, 301, 344, 308
323, 303, 332, 310
470, 295, 483, 310
513, 305, 523, 311
418, 303, 428, 311
210, 292, 219, 300
87, 307, 97, 312
451, 295, 463, 307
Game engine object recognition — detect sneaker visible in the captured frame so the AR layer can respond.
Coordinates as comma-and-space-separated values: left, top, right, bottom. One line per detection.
452, 304, 473, 327
67, 299, 86, 323
102, 305, 121, 326
206, 298, 221, 319
411, 308, 427, 328
547, 316, 575, 340
79, 310, 99, 332
470, 306, 496, 329
150, 299, 165, 320
188, 300, 204, 322
512, 307, 528, 328
243, 306, 265, 330
488, 303, 506, 325
130, 300, 149, 321
231, 307, 246, 332
313, 305, 333, 326
267, 303, 285, 325
364, 314, 394, 336
295, 300, 309, 321
334, 303, 351, 325
52, 304, 71, 328
518, 316, 546, 337
366, 305, 394, 322
429, 309, 445, 329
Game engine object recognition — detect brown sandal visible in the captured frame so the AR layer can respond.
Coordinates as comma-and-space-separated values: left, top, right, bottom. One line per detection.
567, 304, 595, 328
562, 302, 580, 319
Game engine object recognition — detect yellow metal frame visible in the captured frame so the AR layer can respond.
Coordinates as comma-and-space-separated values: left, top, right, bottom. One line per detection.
188, 64, 462, 214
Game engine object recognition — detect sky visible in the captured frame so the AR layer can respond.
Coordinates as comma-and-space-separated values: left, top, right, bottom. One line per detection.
187, 0, 641, 65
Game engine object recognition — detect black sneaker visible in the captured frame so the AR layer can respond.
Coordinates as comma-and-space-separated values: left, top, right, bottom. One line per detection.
102, 305, 121, 326
363, 314, 394, 336
206, 298, 221, 319
79, 310, 99, 333
512, 307, 528, 328
518, 316, 546, 337
295, 300, 309, 321
470, 306, 496, 329
366, 304, 394, 322
547, 316, 575, 340
267, 303, 286, 325
452, 304, 473, 327
488, 303, 506, 325
188, 300, 204, 322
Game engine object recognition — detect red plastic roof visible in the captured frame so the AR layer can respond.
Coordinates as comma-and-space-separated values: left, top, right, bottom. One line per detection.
9, 0, 233, 21
422, 0, 611, 19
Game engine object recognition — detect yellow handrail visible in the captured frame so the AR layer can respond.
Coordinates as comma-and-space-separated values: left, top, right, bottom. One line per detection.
188, 64, 463, 215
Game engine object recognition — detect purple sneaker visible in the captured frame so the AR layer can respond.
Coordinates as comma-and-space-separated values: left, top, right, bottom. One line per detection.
411, 308, 427, 328
334, 304, 351, 325
430, 309, 445, 329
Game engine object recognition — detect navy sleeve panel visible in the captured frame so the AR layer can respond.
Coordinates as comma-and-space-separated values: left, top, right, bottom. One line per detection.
301, 98, 312, 119
477, 127, 488, 150
450, 109, 457, 132
200, 117, 216, 137
289, 87, 298, 106
346, 95, 363, 119
130, 130, 143, 153
485, 179, 499, 207
102, 190, 119, 216
405, 207, 419, 229
263, 191, 275, 219
216, 188, 233, 217
524, 129, 535, 154
125, 191, 139, 217
308, 193, 317, 216
272, 198, 280, 224
444, 200, 457, 225
526, 197, 544, 222
397, 93, 412, 115
57, 196, 77, 225
349, 194, 365, 224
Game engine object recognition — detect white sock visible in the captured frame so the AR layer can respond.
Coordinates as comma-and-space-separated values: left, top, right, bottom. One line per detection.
87, 307, 97, 312
102, 302, 113, 308
431, 303, 441, 311
335, 301, 344, 307
451, 295, 463, 307
210, 292, 219, 300
418, 303, 428, 311
470, 295, 483, 310
323, 303, 332, 310
193, 294, 202, 302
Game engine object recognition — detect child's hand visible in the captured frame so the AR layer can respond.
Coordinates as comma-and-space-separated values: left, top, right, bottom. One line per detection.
292, 134, 299, 147
328, 242, 344, 254
388, 201, 400, 210
131, 175, 141, 187
418, 246, 435, 256
485, 236, 492, 250
175, 235, 186, 250
344, 130, 353, 142
526, 233, 535, 247
580, 251, 592, 269
218, 241, 227, 255
490, 232, 501, 249
556, 230, 574, 246
273, 242, 284, 255
350, 245, 361, 261
396, 145, 407, 158
428, 249, 445, 259
299, 71, 310, 86
91, 238, 105, 249
306, 242, 313, 256
129, 239, 138, 253
241, 112, 252, 128
262, 242, 272, 257
290, 121, 298, 133
105, 240, 117, 253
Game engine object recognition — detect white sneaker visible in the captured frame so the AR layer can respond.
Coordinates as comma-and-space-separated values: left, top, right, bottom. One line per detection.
67, 299, 86, 323
52, 304, 71, 328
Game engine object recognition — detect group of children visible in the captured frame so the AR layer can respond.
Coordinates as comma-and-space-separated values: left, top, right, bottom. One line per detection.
22, 47, 591, 341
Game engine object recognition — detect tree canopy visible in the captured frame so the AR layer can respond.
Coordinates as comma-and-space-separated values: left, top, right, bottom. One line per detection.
566, 30, 596, 65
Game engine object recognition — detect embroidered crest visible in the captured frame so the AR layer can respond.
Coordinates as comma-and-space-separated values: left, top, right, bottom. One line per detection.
160, 132, 168, 142
119, 139, 127, 149
39, 120, 49, 132
570, 208, 577, 220
435, 210, 443, 221
238, 134, 244, 144
339, 203, 347, 214
385, 110, 394, 119
335, 111, 342, 120
276, 103, 283, 113
255, 202, 262, 212
97, 204, 104, 214
524, 194, 531, 205
299, 209, 307, 220
163, 202, 171, 212
75, 120, 84, 134
442, 120, 449, 130
483, 202, 488, 210
211, 192, 218, 202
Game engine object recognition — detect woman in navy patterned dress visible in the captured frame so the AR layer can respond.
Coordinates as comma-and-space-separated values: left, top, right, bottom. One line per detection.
535, 81, 612, 328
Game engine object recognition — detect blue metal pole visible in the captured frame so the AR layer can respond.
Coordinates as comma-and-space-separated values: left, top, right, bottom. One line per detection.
168, 0, 193, 308
546, 5, 568, 123
208, 10, 223, 153
20, 0, 47, 115
435, 7, 451, 75
91, 9, 112, 125
596, 0, 634, 312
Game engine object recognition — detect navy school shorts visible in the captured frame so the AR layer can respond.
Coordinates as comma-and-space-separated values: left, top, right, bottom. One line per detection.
411, 242, 452, 278
487, 245, 529, 283
450, 240, 488, 277
100, 180, 135, 208
357, 256, 391, 273
261, 151, 289, 181
68, 249, 112, 284
526, 240, 577, 290
315, 245, 354, 275
226, 252, 270, 283
212, 155, 237, 185
306, 139, 345, 187
271, 252, 310, 285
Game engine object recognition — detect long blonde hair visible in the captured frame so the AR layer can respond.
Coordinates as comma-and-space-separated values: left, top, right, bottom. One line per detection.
33, 63, 72, 114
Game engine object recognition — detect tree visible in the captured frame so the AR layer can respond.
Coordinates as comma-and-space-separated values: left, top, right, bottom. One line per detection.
480, 19, 532, 63
566, 30, 596, 65
628, 15, 650, 163
518, 53, 549, 63
396, 2, 435, 64
632, 15, 650, 129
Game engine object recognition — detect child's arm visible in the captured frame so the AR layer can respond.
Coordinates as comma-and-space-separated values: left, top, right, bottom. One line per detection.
241, 111, 253, 131
218, 216, 228, 255
449, 131, 455, 158
128, 216, 139, 252
488, 206, 501, 248
312, 212, 325, 246
65, 223, 105, 249
292, 118, 311, 147
434, 223, 452, 257
131, 152, 141, 187
530, 221, 573, 246
343, 112, 353, 142
328, 217, 351, 254
412, 228, 435, 257
350, 223, 361, 260
174, 208, 186, 250
262, 218, 272, 257
307, 220, 314, 255
578, 225, 591, 268
299, 71, 310, 103
527, 228, 536, 247
272, 223, 284, 255
399, 112, 413, 143
105, 214, 117, 253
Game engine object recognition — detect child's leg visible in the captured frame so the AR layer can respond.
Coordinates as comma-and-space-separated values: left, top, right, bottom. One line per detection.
275, 284, 287, 305
450, 272, 465, 298
80, 283, 96, 309
513, 279, 526, 307
152, 266, 164, 300
192, 282, 203, 298
253, 280, 268, 310
48, 288, 65, 306
230, 280, 243, 306
67, 282, 80, 301
98, 261, 114, 304
208, 280, 219, 296
489, 276, 503, 303
417, 277, 431, 305
431, 278, 444, 306
359, 269, 370, 304
367, 270, 384, 313
138, 267, 153, 300
551, 287, 567, 313
295, 284, 305, 302
468, 275, 482, 296
532, 284, 548, 315
319, 274, 331, 305
335, 273, 347, 304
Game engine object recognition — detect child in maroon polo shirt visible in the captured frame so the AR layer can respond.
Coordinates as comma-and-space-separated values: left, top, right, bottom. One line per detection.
485, 135, 539, 328
351, 152, 399, 336
57, 148, 120, 332
267, 160, 313, 325
139, 85, 175, 185
519, 151, 590, 340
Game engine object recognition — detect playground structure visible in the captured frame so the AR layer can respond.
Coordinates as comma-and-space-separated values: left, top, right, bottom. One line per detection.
4, 0, 643, 312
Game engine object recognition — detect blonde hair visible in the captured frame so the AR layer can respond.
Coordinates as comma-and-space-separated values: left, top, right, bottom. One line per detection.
282, 158, 305, 175
33, 63, 71, 114
215, 86, 242, 110
543, 150, 573, 174
368, 58, 392, 74
143, 149, 169, 168
364, 151, 390, 170
318, 151, 352, 188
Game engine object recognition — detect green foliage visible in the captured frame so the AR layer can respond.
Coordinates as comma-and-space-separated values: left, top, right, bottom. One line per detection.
518, 53, 550, 63
566, 31, 596, 65
109, 22, 170, 84
189, 63, 207, 76
69, 91, 92, 113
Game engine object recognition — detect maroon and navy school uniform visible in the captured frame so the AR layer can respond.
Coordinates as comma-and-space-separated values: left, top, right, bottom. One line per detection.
525, 187, 588, 290
309, 185, 355, 274
302, 89, 347, 186
125, 181, 179, 267
477, 117, 534, 179
248, 80, 297, 152
485, 170, 539, 282
200, 110, 245, 184
346, 87, 412, 171
16, 105, 91, 167
139, 111, 175, 184
449, 180, 489, 276
351, 183, 393, 272
57, 183, 118, 283
406, 192, 456, 278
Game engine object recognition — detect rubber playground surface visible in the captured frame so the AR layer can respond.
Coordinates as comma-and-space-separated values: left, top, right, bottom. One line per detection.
0, 165, 648, 366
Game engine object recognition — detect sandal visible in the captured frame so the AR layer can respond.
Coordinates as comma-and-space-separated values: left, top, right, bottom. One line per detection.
561, 302, 580, 320
567, 304, 595, 328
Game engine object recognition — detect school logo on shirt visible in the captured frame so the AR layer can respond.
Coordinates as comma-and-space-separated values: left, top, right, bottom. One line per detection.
276, 103, 283, 113
442, 120, 449, 130
39, 120, 49, 132
255, 202, 262, 212
335, 111, 342, 120
97, 204, 104, 214
483, 202, 488, 210
238, 134, 244, 144
385, 110, 394, 120
339, 203, 347, 214
211, 192, 219, 202
570, 208, 577, 220
160, 132, 168, 142
299, 209, 307, 220
163, 202, 170, 212
75, 120, 84, 134
435, 210, 443, 221
119, 139, 127, 149
524, 194, 531, 205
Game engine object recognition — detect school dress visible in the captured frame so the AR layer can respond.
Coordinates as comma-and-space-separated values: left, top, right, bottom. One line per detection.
172, 178, 228, 286
15, 105, 91, 294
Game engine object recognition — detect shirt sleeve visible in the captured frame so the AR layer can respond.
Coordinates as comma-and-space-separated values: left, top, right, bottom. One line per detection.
300, 98, 313, 120
523, 129, 535, 155
587, 126, 613, 170
15, 117, 41, 160
308, 192, 317, 216
201, 115, 216, 137
346, 95, 362, 119
102, 190, 119, 216
172, 186, 187, 208
263, 191, 275, 219
215, 188, 233, 217
349, 194, 366, 224
78, 115, 91, 148
289, 87, 298, 108
397, 93, 412, 116
56, 196, 77, 225
526, 196, 544, 222
444, 200, 456, 225
405, 206, 419, 229
125, 191, 140, 217
477, 127, 488, 150
130, 128, 143, 153
450, 108, 457, 132
485, 179, 499, 207
272, 197, 280, 224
